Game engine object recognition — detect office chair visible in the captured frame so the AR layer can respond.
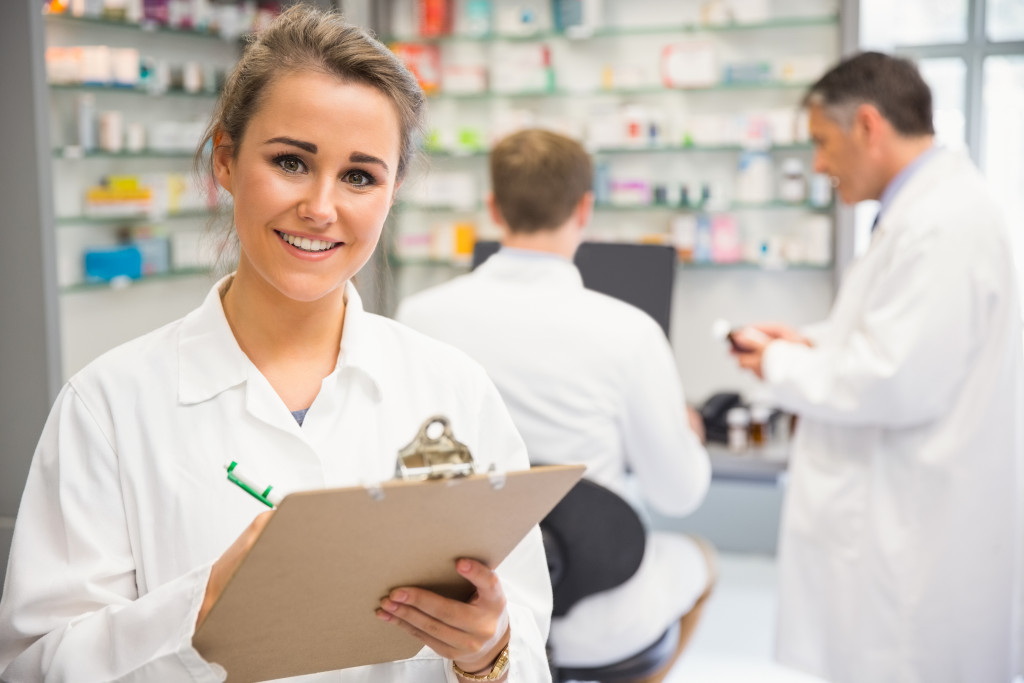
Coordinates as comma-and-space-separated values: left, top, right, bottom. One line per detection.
539, 476, 683, 683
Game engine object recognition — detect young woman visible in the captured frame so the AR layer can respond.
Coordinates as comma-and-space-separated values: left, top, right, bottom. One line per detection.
0, 7, 550, 682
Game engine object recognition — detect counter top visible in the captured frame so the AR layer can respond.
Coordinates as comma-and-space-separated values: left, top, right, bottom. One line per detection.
709, 444, 788, 485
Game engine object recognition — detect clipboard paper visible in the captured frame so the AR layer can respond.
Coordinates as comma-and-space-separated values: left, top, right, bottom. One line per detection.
193, 464, 584, 682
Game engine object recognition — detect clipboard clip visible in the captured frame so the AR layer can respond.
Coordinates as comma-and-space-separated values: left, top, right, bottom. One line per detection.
395, 415, 479, 482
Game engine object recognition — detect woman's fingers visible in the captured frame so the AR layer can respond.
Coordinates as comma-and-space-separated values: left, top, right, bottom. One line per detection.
198, 511, 274, 628
376, 558, 510, 670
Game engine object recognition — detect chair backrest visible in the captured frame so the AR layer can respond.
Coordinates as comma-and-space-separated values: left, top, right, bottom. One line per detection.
538, 476, 647, 617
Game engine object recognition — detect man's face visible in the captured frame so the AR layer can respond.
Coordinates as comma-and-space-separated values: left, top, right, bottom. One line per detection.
808, 104, 876, 204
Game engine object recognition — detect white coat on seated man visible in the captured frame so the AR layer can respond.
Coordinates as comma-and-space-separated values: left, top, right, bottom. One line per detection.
397, 128, 715, 676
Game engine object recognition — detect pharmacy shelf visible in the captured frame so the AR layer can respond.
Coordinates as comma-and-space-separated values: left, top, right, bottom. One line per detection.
388, 257, 473, 269
52, 148, 197, 159
427, 80, 814, 100
384, 14, 838, 44
397, 201, 833, 213
597, 201, 832, 212
55, 209, 217, 226
43, 12, 240, 41
426, 143, 814, 158
389, 256, 831, 272
60, 267, 212, 294
680, 262, 832, 271
48, 83, 218, 98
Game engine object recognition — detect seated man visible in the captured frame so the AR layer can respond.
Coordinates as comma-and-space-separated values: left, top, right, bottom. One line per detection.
397, 128, 714, 678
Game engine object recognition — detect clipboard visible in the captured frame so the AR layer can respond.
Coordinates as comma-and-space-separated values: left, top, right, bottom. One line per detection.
193, 416, 584, 682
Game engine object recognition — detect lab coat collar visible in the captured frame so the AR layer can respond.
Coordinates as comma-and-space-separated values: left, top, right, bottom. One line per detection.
178, 276, 383, 407
477, 248, 584, 288
178, 275, 248, 405
335, 280, 385, 403
872, 147, 964, 241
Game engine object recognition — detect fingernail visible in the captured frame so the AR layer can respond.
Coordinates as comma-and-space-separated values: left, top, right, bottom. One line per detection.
381, 599, 398, 612
458, 560, 472, 573
376, 609, 392, 622
392, 590, 407, 603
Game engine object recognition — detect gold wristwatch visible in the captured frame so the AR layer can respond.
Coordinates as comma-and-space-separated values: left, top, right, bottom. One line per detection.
451, 644, 510, 681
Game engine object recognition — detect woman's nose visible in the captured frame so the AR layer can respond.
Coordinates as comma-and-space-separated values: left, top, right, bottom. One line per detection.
298, 180, 338, 226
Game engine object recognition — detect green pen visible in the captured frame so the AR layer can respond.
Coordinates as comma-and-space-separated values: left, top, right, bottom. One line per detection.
225, 460, 282, 508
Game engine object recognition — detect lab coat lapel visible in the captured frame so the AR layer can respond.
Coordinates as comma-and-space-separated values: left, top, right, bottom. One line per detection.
178, 276, 248, 406
870, 148, 959, 242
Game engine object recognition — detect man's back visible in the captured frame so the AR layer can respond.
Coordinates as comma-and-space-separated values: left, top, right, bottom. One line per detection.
397, 247, 713, 667
397, 248, 706, 514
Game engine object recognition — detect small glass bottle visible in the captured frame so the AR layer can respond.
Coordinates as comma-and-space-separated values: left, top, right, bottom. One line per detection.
749, 404, 772, 448
726, 407, 750, 453
779, 158, 807, 203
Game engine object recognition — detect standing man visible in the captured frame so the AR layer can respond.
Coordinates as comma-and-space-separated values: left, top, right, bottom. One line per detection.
731, 52, 1024, 682
397, 129, 713, 677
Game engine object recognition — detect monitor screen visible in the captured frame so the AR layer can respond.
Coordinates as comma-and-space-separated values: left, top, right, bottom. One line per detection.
472, 241, 676, 339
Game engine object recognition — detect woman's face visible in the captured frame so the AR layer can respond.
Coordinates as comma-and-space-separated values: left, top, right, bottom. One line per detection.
214, 70, 402, 304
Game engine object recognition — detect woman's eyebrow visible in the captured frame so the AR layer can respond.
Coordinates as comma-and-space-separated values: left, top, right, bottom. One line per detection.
350, 152, 389, 173
264, 136, 317, 153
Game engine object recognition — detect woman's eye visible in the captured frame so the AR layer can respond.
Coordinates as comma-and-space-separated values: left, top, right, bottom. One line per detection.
274, 155, 306, 173
346, 171, 374, 187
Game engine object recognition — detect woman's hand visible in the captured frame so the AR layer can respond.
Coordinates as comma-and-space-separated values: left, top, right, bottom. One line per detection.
196, 510, 274, 629
376, 558, 511, 675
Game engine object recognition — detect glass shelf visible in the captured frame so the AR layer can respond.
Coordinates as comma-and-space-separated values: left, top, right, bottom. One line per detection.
595, 201, 832, 212
427, 81, 813, 100
396, 201, 833, 213
43, 12, 240, 40
48, 83, 219, 98
60, 267, 213, 294
680, 261, 832, 271
52, 148, 197, 159
55, 210, 217, 226
395, 203, 485, 213
385, 14, 838, 44
425, 143, 813, 158
389, 256, 831, 271
388, 257, 473, 269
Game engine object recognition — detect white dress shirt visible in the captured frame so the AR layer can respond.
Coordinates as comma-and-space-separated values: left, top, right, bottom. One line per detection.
397, 250, 711, 667
0, 277, 553, 683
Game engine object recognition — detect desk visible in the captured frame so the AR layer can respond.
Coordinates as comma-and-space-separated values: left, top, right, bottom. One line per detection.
709, 444, 788, 486
649, 444, 789, 553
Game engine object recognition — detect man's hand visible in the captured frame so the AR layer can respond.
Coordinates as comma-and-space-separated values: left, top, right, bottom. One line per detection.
730, 323, 813, 379
687, 405, 706, 444
377, 558, 511, 676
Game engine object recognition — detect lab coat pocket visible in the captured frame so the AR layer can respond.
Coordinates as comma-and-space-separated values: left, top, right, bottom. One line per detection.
785, 423, 869, 559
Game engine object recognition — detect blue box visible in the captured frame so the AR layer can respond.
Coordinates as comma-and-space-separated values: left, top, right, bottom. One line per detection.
84, 245, 143, 282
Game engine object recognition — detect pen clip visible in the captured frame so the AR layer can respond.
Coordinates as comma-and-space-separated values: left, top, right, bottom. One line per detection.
225, 461, 279, 508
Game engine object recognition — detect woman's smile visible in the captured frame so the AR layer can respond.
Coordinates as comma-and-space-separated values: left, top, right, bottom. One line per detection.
274, 229, 344, 255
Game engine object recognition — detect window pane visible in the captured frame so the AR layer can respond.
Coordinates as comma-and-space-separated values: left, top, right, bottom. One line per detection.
988, 0, 1024, 41
918, 58, 966, 150
981, 57, 1024, 316
860, 0, 967, 48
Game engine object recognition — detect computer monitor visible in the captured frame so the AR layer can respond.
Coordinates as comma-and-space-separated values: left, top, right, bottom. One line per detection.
471, 241, 677, 339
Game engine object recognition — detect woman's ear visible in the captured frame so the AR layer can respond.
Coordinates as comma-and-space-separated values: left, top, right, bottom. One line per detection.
212, 132, 234, 194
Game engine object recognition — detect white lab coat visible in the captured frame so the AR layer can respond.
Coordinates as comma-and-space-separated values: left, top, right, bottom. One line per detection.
0, 278, 553, 683
763, 149, 1024, 682
397, 250, 711, 667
